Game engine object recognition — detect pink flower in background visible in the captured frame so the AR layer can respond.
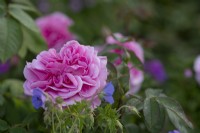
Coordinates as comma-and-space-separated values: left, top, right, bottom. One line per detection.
184, 68, 193, 78
106, 33, 144, 63
126, 63, 144, 95
106, 33, 123, 45
106, 33, 144, 95
194, 55, 200, 85
36, 12, 75, 50
23, 40, 107, 108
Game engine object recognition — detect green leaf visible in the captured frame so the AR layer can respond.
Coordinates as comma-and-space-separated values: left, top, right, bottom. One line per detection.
18, 39, 27, 58
143, 97, 165, 133
0, 1, 6, 17
9, 127, 26, 133
157, 97, 193, 133
167, 109, 191, 133
0, 119, 9, 131
126, 95, 144, 111
2, 79, 24, 96
0, 17, 22, 62
22, 27, 47, 54
12, 0, 35, 8
124, 123, 140, 133
9, 7, 38, 32
9, 4, 40, 15
145, 89, 163, 98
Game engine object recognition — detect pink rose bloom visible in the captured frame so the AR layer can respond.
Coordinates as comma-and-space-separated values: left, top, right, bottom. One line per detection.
23, 40, 108, 108
126, 63, 144, 95
36, 12, 75, 50
106, 33, 144, 94
106, 33, 144, 63
194, 55, 200, 85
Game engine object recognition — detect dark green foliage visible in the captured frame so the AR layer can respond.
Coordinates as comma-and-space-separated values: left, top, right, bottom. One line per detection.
0, 17, 22, 62
96, 105, 122, 133
43, 101, 95, 133
0, 0, 45, 62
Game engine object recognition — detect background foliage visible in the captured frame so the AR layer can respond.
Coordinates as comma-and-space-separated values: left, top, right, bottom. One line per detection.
0, 0, 200, 132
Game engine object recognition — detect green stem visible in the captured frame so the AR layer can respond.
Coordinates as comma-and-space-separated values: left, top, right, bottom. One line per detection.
51, 109, 55, 133
55, 111, 62, 133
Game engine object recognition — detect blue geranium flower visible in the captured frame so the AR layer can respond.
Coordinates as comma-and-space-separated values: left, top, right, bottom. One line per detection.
144, 59, 167, 84
168, 130, 180, 133
103, 82, 115, 104
32, 88, 45, 109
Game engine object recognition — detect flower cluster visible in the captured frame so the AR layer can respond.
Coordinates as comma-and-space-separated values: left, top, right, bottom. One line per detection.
23, 40, 108, 108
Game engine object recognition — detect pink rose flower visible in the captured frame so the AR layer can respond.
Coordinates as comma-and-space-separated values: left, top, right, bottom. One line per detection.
36, 12, 75, 50
126, 63, 144, 95
106, 33, 144, 95
106, 33, 144, 63
194, 55, 200, 85
23, 40, 108, 108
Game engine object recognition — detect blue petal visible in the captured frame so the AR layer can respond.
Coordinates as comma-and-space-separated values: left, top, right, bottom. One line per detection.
33, 88, 43, 97
104, 82, 114, 96
104, 96, 114, 104
32, 95, 43, 109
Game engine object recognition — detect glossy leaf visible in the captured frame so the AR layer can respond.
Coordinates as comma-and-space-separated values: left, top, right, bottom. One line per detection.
144, 97, 165, 133
157, 97, 193, 133
145, 89, 163, 98
126, 95, 144, 111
